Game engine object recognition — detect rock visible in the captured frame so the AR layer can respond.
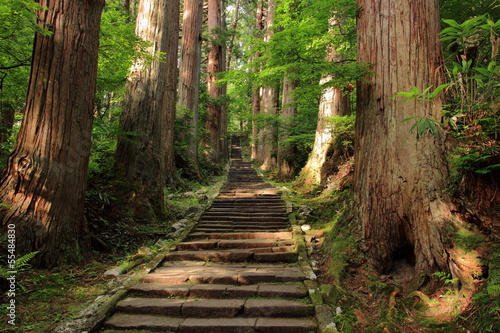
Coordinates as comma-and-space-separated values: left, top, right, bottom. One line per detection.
172, 222, 187, 231
336, 307, 343, 315
300, 224, 311, 232
185, 207, 199, 216
298, 219, 306, 225
195, 189, 205, 194
104, 267, 125, 277
167, 194, 175, 200
183, 191, 195, 198
197, 194, 208, 203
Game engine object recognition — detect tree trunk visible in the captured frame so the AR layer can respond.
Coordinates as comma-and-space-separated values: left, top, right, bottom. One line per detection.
0, 102, 14, 147
165, 0, 180, 184
301, 82, 350, 185
257, 0, 277, 171
226, 0, 240, 71
177, 0, 204, 180
250, 0, 265, 161
0, 0, 104, 267
277, 75, 297, 178
354, 0, 477, 290
206, 0, 227, 165
115, 0, 170, 221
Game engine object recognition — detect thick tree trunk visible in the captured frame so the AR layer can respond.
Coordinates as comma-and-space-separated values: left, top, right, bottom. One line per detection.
115, 0, 170, 221
257, 0, 277, 171
277, 75, 297, 178
250, 0, 265, 161
178, 0, 204, 180
165, 0, 180, 184
301, 81, 350, 185
206, 0, 227, 165
354, 0, 477, 292
0, 0, 104, 267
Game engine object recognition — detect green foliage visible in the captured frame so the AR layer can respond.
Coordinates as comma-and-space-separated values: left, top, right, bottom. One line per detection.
440, 14, 500, 175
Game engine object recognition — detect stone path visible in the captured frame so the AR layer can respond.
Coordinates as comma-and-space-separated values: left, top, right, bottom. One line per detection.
101, 140, 318, 333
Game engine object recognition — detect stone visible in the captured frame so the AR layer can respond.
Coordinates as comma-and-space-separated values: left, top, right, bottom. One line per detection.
103, 267, 124, 277
300, 224, 311, 232
181, 299, 245, 318
104, 313, 183, 331
115, 297, 184, 316
255, 317, 317, 333
244, 299, 314, 317
179, 318, 256, 333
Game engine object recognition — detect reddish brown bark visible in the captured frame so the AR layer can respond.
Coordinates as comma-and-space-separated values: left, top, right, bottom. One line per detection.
0, 0, 104, 267
354, 0, 478, 292
115, 0, 171, 221
178, 0, 204, 180
206, 0, 228, 164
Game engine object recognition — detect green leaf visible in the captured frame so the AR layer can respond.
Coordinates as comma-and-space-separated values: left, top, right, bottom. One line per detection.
442, 18, 462, 29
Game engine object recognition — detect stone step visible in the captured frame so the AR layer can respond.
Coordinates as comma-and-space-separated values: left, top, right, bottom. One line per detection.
104, 313, 317, 333
114, 297, 314, 318
201, 215, 288, 222
196, 223, 289, 229
162, 250, 298, 264
176, 239, 294, 251
129, 282, 308, 299
188, 231, 293, 240
142, 263, 306, 284
207, 208, 287, 213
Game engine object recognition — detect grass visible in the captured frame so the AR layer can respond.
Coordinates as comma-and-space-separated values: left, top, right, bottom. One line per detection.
0, 261, 112, 332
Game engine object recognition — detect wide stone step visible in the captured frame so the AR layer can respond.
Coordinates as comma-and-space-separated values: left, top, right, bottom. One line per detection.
201, 215, 288, 222
162, 250, 298, 264
129, 282, 308, 299
188, 231, 293, 240
104, 313, 317, 333
114, 297, 314, 318
196, 223, 289, 229
176, 239, 294, 251
141, 263, 306, 284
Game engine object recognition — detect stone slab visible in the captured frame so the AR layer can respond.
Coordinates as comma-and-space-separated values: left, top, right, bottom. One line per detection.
181, 299, 245, 318
104, 313, 183, 331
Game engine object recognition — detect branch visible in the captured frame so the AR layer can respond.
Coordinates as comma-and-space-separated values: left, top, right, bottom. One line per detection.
0, 59, 31, 70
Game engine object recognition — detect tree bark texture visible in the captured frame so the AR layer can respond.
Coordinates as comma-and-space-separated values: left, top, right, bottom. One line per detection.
178, 0, 204, 180
277, 75, 297, 178
301, 36, 351, 186
250, 0, 265, 161
0, 0, 104, 267
354, 0, 468, 281
257, 0, 277, 171
301, 82, 350, 186
206, 0, 227, 164
165, 0, 180, 184
115, 0, 170, 221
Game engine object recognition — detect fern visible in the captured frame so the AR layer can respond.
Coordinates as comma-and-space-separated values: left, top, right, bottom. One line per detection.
15, 251, 39, 270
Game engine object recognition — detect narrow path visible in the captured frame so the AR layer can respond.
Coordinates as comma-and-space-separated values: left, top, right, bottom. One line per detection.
101, 139, 318, 333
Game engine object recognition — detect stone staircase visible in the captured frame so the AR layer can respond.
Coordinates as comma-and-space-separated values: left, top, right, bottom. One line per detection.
101, 140, 318, 333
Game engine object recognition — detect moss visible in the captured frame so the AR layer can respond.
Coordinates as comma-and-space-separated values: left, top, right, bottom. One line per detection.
454, 228, 484, 251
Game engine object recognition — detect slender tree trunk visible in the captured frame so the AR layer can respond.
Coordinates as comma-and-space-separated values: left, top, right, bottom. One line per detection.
115, 0, 170, 221
278, 75, 297, 179
257, 0, 277, 171
226, 0, 240, 71
178, 0, 204, 180
250, 0, 265, 160
165, 0, 180, 184
0, 0, 104, 267
354, 0, 478, 295
206, 0, 227, 164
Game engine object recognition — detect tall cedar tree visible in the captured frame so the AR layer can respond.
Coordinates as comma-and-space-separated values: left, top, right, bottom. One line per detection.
354, 0, 481, 296
301, 38, 351, 185
0, 0, 105, 267
251, 0, 265, 160
177, 0, 204, 180
115, 0, 173, 220
206, 0, 228, 164
165, 0, 180, 184
257, 0, 278, 171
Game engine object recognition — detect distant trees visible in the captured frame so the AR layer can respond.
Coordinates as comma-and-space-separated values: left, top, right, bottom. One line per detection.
0, 0, 105, 266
